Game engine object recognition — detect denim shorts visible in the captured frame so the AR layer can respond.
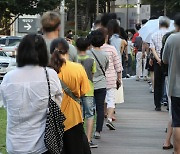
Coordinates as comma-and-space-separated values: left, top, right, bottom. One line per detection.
81, 96, 94, 119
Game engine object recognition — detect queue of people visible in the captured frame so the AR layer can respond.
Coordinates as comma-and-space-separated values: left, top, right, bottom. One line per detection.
1, 9, 180, 154
0, 12, 125, 154
134, 14, 180, 154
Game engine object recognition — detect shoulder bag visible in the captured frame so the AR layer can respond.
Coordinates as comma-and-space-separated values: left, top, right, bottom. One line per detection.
60, 79, 80, 104
44, 68, 66, 154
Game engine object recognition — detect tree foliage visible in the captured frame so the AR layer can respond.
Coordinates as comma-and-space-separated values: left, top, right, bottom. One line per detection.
65, 0, 115, 30
142, 0, 180, 17
0, 0, 61, 34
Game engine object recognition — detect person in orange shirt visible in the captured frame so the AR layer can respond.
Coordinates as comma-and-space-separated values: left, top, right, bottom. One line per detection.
49, 38, 91, 154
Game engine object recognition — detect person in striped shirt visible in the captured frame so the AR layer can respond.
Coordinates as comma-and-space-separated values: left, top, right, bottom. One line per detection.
99, 28, 123, 130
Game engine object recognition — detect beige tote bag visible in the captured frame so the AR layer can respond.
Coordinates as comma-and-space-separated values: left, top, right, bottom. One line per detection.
115, 82, 124, 104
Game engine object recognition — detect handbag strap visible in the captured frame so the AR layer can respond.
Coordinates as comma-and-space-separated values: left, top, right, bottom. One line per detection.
91, 50, 106, 77
44, 68, 51, 100
44, 67, 52, 110
60, 79, 80, 104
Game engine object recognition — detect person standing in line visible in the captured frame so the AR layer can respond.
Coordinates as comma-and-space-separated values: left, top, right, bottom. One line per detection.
50, 38, 91, 154
41, 11, 61, 57
87, 30, 109, 139
125, 30, 134, 77
91, 20, 102, 31
132, 23, 141, 44
119, 27, 129, 78
41, 11, 77, 62
107, 19, 127, 62
100, 13, 117, 28
99, 28, 122, 130
134, 34, 148, 81
150, 16, 170, 111
161, 31, 176, 150
0, 34, 63, 154
107, 19, 126, 118
163, 13, 180, 154
76, 38, 98, 148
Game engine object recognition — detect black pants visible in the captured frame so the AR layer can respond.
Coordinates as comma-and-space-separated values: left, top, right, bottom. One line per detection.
94, 88, 106, 132
61, 123, 91, 154
171, 97, 180, 127
154, 61, 165, 108
124, 54, 132, 76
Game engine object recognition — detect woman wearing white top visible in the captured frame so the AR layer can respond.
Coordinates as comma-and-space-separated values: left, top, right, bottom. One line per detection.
0, 34, 63, 154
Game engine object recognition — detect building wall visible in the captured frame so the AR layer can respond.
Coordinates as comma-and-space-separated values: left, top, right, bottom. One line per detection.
111, 0, 150, 30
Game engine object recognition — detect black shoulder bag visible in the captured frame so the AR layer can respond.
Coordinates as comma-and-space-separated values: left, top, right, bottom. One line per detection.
44, 68, 66, 154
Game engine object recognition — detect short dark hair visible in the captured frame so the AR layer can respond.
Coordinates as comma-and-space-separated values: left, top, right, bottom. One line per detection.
119, 27, 128, 40
149, 15, 158, 20
76, 38, 89, 51
142, 19, 148, 25
98, 28, 108, 40
127, 29, 136, 35
17, 34, 48, 67
101, 13, 117, 27
50, 38, 69, 55
90, 30, 105, 47
175, 13, 180, 27
94, 20, 101, 26
135, 23, 141, 30
66, 34, 73, 40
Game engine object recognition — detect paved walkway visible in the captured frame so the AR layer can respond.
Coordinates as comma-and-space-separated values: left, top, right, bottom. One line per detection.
92, 79, 173, 154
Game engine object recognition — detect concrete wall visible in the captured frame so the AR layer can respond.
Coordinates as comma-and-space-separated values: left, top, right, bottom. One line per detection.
111, 0, 150, 29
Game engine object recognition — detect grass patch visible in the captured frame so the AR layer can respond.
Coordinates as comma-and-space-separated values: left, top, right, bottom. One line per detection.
0, 107, 7, 154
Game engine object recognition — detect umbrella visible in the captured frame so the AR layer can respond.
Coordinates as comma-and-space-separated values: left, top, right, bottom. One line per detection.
138, 18, 175, 43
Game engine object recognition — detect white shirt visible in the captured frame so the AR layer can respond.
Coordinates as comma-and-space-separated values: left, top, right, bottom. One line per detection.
0, 66, 63, 154
127, 40, 133, 54
150, 28, 169, 57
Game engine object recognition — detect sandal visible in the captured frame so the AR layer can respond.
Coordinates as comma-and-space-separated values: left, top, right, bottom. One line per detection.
163, 144, 173, 150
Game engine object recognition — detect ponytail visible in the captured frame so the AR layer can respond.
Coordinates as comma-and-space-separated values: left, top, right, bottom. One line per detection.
49, 49, 66, 73
49, 38, 69, 73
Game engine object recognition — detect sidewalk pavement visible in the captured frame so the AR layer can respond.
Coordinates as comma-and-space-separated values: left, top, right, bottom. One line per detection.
92, 78, 173, 154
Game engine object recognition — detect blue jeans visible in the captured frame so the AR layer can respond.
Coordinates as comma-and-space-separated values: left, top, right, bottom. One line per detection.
81, 96, 94, 119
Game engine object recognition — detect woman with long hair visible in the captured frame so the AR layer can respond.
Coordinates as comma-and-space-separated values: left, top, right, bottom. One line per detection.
99, 28, 123, 130
49, 38, 91, 154
107, 19, 127, 62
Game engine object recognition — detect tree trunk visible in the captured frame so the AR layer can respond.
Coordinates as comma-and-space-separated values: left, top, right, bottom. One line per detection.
82, 0, 90, 31
164, 0, 167, 16
107, 0, 111, 13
